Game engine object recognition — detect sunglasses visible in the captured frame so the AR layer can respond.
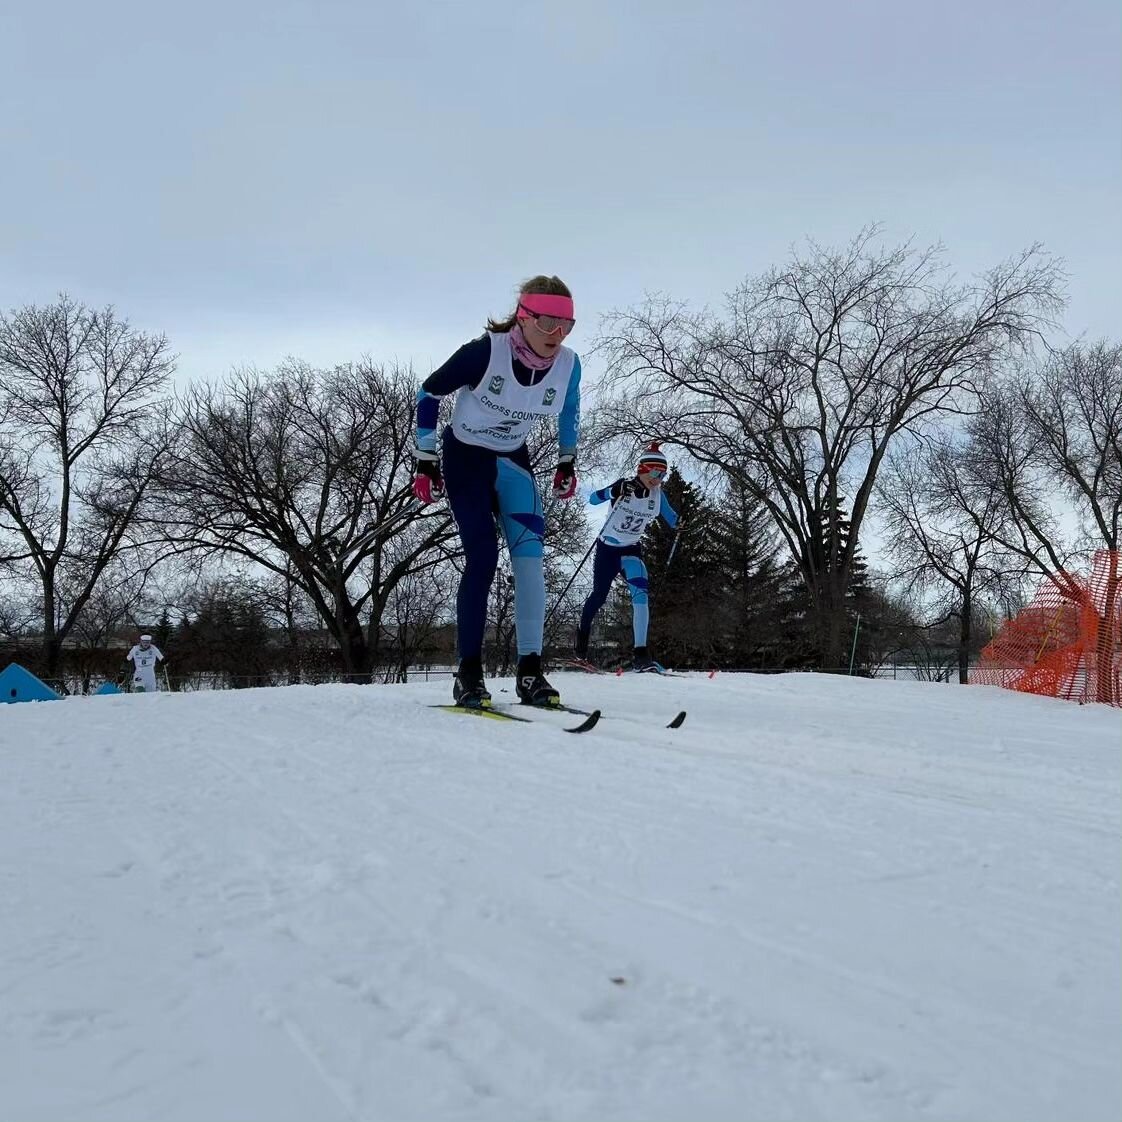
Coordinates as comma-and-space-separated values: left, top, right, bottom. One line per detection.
638, 465, 666, 478
519, 305, 575, 337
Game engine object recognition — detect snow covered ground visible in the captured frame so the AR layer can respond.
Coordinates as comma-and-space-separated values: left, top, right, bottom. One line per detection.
1, 672, 1119, 1122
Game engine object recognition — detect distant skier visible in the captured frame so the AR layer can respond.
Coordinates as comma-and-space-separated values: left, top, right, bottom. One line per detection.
124, 633, 165, 693
576, 444, 678, 671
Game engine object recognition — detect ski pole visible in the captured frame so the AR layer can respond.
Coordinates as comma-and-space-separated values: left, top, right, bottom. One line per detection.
351, 497, 422, 552
543, 537, 597, 637
666, 525, 683, 571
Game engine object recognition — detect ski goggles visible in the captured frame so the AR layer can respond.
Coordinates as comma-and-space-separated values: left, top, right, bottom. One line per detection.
517, 293, 575, 336
637, 464, 667, 479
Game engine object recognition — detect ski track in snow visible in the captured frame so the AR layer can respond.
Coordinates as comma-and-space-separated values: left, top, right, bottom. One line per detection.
1, 673, 1119, 1122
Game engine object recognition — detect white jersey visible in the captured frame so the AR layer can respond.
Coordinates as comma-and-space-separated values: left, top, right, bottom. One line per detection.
450, 331, 576, 452
599, 490, 663, 547
126, 643, 164, 692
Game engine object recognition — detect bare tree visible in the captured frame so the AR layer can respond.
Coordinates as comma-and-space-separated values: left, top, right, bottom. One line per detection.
877, 431, 1019, 682
65, 568, 144, 692
152, 360, 458, 678
0, 295, 174, 675
594, 231, 1063, 666
909, 632, 958, 683
0, 590, 37, 647
979, 342, 1120, 558
381, 565, 455, 682
969, 340, 1121, 699
256, 558, 321, 684
851, 577, 923, 678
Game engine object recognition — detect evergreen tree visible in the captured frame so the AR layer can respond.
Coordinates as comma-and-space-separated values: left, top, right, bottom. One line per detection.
153, 607, 173, 651
710, 477, 806, 668
171, 579, 274, 687
641, 471, 728, 666
787, 495, 874, 670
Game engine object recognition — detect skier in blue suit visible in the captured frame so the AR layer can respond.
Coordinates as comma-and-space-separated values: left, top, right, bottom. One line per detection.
412, 276, 582, 709
576, 444, 678, 671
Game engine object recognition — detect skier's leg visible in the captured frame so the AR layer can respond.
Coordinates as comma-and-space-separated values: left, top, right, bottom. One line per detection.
442, 434, 500, 663
494, 454, 545, 657
579, 542, 623, 640
621, 554, 650, 648
494, 452, 566, 705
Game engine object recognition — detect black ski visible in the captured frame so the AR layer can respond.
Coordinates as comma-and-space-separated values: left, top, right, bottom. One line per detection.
561, 705, 688, 730
555, 708, 602, 733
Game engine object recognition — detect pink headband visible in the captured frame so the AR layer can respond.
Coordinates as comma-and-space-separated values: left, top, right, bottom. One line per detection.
517, 292, 575, 320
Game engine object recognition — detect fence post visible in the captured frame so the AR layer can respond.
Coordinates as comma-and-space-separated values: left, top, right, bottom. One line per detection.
848, 614, 862, 676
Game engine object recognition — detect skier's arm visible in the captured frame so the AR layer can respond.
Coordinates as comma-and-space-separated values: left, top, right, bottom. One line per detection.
659, 493, 679, 529
549, 355, 582, 500
557, 355, 581, 459
153, 646, 164, 662
589, 478, 628, 506
414, 335, 492, 451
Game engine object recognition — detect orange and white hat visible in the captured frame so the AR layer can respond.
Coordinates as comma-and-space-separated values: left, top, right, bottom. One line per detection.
636, 442, 668, 476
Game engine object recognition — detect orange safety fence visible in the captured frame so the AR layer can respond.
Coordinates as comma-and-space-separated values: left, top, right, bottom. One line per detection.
972, 550, 1121, 706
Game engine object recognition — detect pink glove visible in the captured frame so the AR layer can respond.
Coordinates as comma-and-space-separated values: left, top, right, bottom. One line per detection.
413, 451, 444, 504
552, 455, 577, 501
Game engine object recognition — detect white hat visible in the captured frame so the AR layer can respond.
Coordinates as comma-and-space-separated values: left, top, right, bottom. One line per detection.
636, 442, 669, 473
140, 634, 152, 641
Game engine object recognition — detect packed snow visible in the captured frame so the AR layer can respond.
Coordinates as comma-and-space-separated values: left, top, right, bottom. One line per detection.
1, 672, 1119, 1122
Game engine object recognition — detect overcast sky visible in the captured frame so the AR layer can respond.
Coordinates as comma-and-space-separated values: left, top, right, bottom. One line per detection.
3, 0, 1119, 386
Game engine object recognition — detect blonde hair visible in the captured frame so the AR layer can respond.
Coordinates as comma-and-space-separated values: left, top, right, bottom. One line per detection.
486, 275, 572, 333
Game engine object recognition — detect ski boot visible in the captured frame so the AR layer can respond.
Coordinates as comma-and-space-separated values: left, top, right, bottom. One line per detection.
453, 656, 492, 709
515, 652, 561, 707
574, 626, 591, 660
632, 646, 660, 673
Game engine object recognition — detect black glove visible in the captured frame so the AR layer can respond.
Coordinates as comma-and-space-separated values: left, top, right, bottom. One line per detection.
611, 478, 648, 501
